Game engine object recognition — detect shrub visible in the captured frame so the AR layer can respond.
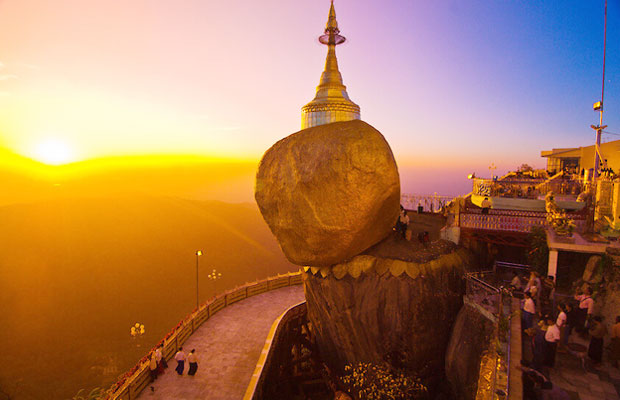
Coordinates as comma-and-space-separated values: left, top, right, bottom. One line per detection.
340, 362, 427, 400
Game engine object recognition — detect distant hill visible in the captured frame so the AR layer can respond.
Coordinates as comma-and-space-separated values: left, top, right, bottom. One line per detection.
0, 152, 259, 206
0, 196, 295, 400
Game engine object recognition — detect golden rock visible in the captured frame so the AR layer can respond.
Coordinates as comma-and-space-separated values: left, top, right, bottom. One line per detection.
255, 120, 400, 266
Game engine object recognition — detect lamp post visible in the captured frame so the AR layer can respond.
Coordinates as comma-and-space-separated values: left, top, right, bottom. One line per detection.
130, 322, 145, 347
208, 269, 222, 296
195, 250, 202, 308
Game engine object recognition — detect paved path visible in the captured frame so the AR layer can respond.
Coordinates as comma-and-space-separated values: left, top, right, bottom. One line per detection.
524, 327, 620, 400
138, 285, 305, 400
548, 334, 620, 400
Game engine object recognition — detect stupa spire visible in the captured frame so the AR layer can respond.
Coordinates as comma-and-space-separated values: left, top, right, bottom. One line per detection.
301, 1, 360, 129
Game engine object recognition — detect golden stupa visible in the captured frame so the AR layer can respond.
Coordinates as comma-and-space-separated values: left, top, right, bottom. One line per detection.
301, 1, 360, 129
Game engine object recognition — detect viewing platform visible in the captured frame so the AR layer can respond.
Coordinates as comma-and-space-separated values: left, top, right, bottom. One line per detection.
138, 285, 305, 399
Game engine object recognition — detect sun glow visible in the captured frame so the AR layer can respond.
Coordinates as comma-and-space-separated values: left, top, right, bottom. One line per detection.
32, 139, 76, 165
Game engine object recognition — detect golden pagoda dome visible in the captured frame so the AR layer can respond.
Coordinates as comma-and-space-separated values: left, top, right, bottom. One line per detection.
301, 1, 360, 129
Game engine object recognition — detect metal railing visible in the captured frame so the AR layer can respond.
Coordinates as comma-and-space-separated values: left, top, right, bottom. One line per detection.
465, 272, 511, 399
103, 271, 303, 400
401, 193, 454, 213
472, 177, 584, 199
459, 208, 586, 233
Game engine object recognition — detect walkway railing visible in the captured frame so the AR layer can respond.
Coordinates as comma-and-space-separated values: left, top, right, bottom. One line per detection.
401, 193, 453, 213
465, 272, 510, 399
472, 177, 583, 199
103, 271, 303, 400
460, 208, 586, 233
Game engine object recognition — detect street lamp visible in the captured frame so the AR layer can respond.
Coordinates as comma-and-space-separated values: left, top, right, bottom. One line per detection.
208, 269, 222, 296
130, 322, 145, 346
195, 250, 202, 308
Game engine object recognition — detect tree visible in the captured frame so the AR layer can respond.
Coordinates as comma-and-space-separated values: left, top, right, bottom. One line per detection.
527, 226, 549, 276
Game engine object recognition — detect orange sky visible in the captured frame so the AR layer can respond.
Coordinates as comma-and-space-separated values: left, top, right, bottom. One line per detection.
0, 0, 617, 197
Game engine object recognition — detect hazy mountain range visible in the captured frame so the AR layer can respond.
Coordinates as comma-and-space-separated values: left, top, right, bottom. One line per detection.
0, 154, 296, 399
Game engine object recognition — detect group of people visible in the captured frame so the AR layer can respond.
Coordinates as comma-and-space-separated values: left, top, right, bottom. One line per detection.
149, 344, 168, 382
149, 345, 200, 389
174, 347, 199, 376
517, 271, 620, 373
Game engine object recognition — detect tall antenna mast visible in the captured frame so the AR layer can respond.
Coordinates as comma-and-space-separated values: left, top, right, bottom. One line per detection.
592, 0, 608, 180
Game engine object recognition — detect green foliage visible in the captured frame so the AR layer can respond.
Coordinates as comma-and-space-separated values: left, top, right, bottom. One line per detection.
498, 313, 510, 341
71, 388, 104, 400
527, 226, 548, 276
340, 363, 427, 400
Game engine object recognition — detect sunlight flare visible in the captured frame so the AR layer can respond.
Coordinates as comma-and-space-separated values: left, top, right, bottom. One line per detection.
32, 138, 76, 165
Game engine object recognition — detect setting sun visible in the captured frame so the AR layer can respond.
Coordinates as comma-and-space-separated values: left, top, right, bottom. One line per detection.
32, 138, 76, 165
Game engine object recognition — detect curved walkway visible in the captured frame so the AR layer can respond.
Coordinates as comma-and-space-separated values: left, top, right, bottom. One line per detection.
138, 285, 305, 400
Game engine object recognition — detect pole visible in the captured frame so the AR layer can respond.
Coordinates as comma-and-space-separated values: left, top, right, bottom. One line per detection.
593, 0, 607, 180
195, 254, 199, 309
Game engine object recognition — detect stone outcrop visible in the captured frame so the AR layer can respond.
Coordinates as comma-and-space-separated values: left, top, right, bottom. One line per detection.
255, 120, 400, 266
445, 303, 495, 400
302, 246, 468, 384
583, 255, 602, 283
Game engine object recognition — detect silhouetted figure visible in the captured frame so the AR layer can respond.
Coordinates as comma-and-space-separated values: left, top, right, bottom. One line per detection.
155, 344, 166, 375
398, 210, 409, 239
544, 316, 560, 368
574, 287, 594, 334
481, 197, 491, 214
610, 316, 620, 368
149, 353, 158, 382
522, 291, 535, 331
588, 316, 607, 365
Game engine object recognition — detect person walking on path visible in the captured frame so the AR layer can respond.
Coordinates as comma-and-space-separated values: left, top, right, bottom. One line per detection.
563, 302, 577, 347
149, 353, 158, 382
588, 316, 607, 365
187, 349, 199, 376
544, 316, 561, 368
556, 304, 567, 352
574, 287, 594, 334
174, 347, 186, 375
525, 271, 542, 308
522, 291, 536, 331
610, 316, 620, 368
155, 345, 165, 375
398, 209, 409, 239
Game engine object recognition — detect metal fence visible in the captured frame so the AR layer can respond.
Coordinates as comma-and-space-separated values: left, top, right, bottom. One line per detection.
400, 193, 454, 213
460, 208, 586, 233
465, 271, 511, 399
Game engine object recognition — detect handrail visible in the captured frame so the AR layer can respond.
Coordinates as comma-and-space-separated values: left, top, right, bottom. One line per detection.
465, 271, 511, 399
103, 271, 303, 400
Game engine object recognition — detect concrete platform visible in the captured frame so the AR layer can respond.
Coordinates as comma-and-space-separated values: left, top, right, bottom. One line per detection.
138, 285, 305, 400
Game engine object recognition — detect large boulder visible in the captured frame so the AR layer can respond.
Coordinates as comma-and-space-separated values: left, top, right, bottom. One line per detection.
255, 120, 400, 266
445, 303, 495, 400
302, 244, 468, 388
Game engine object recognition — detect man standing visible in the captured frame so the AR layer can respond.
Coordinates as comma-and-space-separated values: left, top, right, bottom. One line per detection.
574, 287, 594, 334
175, 347, 186, 375
522, 292, 536, 330
544, 316, 561, 368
